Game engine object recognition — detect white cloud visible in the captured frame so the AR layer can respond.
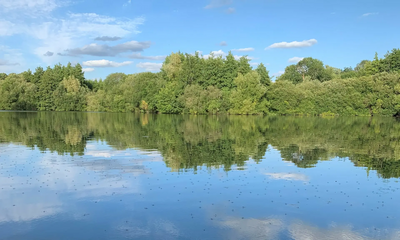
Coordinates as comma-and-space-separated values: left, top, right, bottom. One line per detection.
82, 60, 132, 68
265, 172, 309, 182
123, 0, 132, 7
226, 7, 236, 14
288, 57, 304, 63
0, 60, 18, 66
250, 62, 259, 66
200, 50, 254, 61
82, 68, 95, 72
273, 71, 285, 77
0, 0, 147, 69
0, 0, 61, 14
26, 13, 145, 63
266, 39, 317, 49
212, 50, 225, 56
362, 12, 379, 17
203, 50, 226, 59
204, 0, 232, 9
60, 41, 151, 57
234, 55, 254, 60
0, 45, 24, 73
220, 41, 228, 46
43, 51, 54, 57
0, 21, 19, 36
94, 36, 122, 41
128, 53, 166, 61
136, 62, 162, 72
232, 48, 255, 52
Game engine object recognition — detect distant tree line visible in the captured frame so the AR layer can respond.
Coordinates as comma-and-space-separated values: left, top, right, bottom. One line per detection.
1, 49, 400, 116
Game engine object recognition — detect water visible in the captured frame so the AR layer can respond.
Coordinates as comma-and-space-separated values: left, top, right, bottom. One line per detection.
1, 112, 400, 239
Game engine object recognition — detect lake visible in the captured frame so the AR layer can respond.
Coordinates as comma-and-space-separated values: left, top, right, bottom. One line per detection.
1, 112, 400, 239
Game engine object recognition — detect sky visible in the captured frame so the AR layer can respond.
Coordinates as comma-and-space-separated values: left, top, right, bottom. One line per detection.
0, 0, 399, 79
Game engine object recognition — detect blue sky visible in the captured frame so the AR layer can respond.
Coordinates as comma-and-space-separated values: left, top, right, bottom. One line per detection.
0, 0, 398, 79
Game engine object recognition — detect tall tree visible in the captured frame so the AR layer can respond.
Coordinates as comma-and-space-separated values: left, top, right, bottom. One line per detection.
296, 57, 332, 82
0, 74, 36, 110
237, 56, 252, 75
156, 81, 184, 113
36, 67, 61, 110
0, 73, 8, 81
278, 65, 303, 84
255, 63, 271, 86
220, 51, 239, 89
383, 48, 400, 73
162, 52, 183, 81
53, 76, 88, 111
180, 52, 203, 86
229, 71, 266, 115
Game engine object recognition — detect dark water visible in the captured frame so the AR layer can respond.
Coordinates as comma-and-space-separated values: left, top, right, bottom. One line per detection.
1, 112, 400, 240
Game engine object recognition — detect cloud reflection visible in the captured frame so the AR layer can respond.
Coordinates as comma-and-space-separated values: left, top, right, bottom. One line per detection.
216, 215, 400, 240
264, 172, 309, 182
0, 144, 159, 224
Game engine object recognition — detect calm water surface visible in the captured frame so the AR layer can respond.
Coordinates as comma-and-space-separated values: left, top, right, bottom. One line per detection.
1, 112, 400, 239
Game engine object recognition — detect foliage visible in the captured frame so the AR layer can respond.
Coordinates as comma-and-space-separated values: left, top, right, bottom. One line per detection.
0, 74, 36, 110
52, 76, 88, 111
156, 81, 184, 114
2, 48, 400, 116
279, 57, 332, 83
255, 63, 271, 86
0, 73, 7, 81
229, 71, 267, 115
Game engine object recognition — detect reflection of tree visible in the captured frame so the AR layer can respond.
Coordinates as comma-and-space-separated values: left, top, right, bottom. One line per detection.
351, 155, 400, 179
2, 112, 400, 178
279, 145, 330, 168
0, 112, 90, 155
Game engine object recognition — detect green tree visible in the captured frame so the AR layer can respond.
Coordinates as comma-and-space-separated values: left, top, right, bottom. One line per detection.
383, 48, 400, 73
0, 73, 7, 81
220, 51, 239, 89
364, 52, 384, 75
53, 76, 88, 111
202, 53, 225, 88
36, 67, 61, 110
180, 85, 208, 114
278, 65, 303, 84
0, 74, 36, 110
122, 72, 165, 112
255, 63, 271, 86
354, 60, 370, 72
156, 81, 184, 113
206, 86, 223, 114
296, 57, 332, 82
162, 52, 183, 81
237, 56, 252, 75
180, 52, 204, 86
229, 71, 267, 114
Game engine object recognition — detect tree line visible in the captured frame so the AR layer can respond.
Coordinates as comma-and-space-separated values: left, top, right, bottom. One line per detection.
1, 49, 400, 116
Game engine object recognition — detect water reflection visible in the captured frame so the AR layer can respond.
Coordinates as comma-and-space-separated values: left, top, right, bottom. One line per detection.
1, 112, 400, 239
1, 112, 400, 177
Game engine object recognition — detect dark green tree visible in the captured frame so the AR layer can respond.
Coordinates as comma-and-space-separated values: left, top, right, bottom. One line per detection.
296, 57, 332, 82
0, 73, 7, 81
237, 56, 252, 75
278, 65, 303, 84
255, 63, 271, 86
